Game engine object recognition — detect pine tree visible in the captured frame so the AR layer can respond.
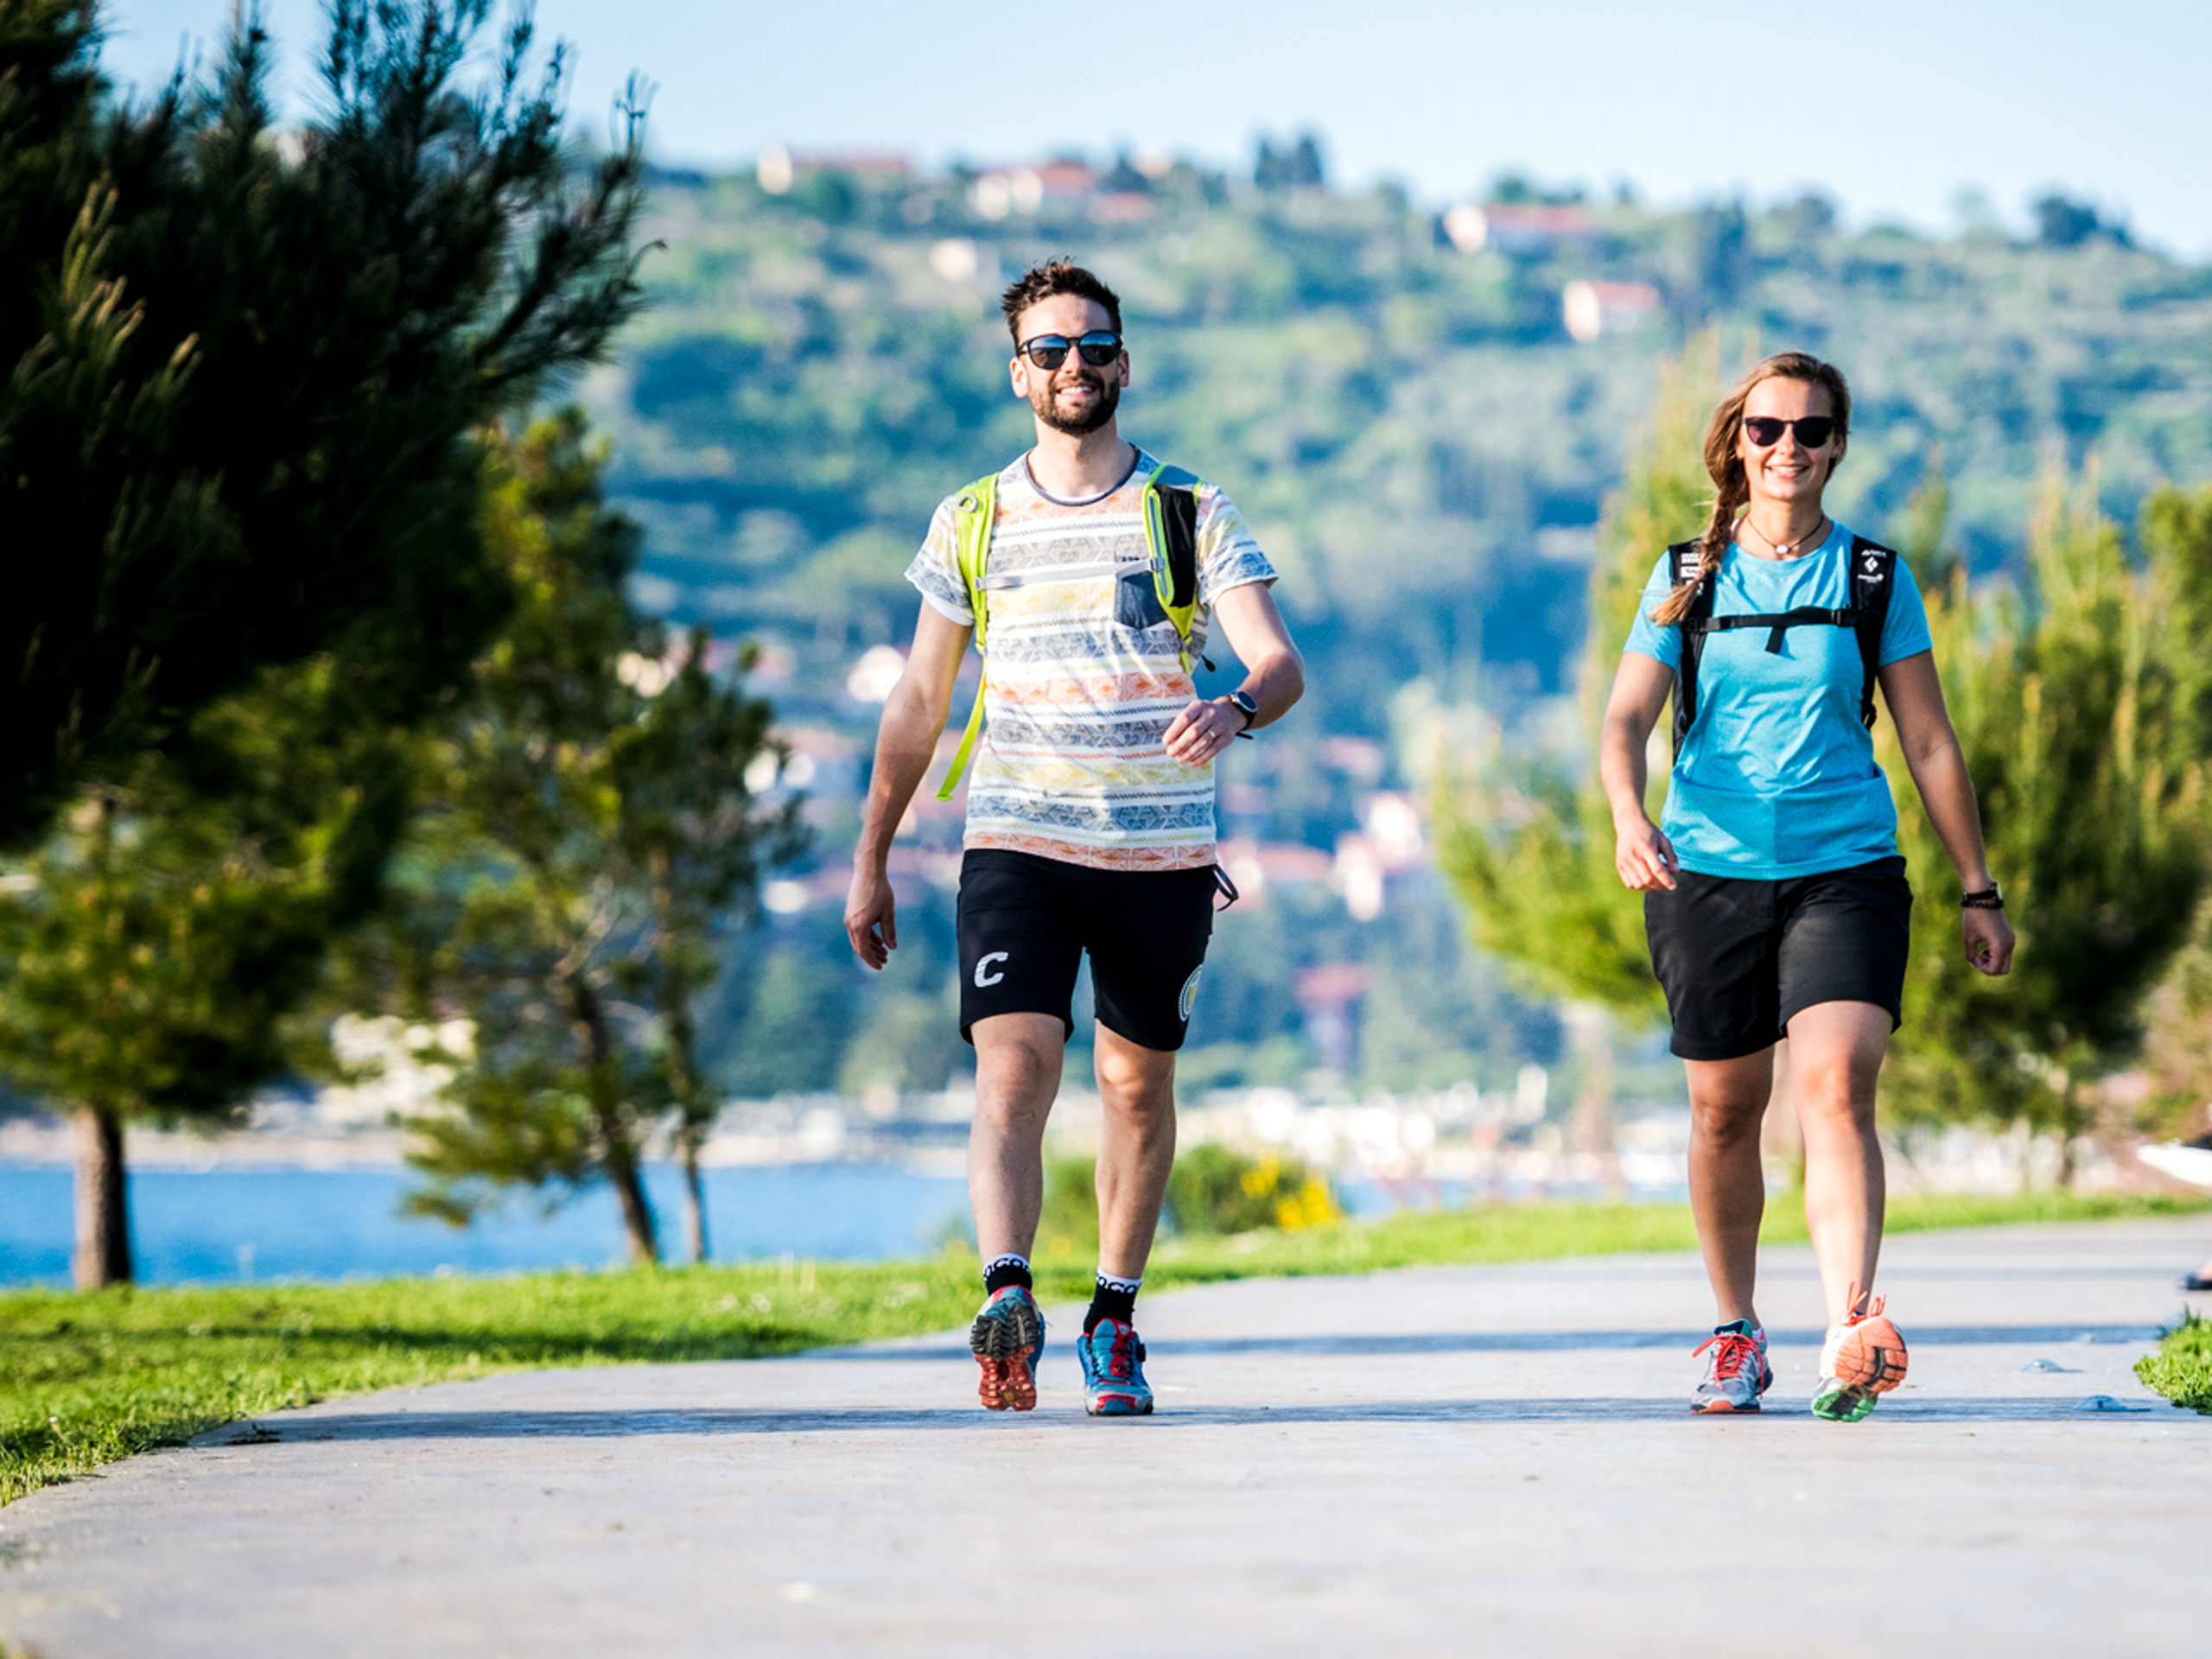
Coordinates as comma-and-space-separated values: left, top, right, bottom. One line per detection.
346, 414, 797, 1265
2134, 487, 2212, 1144
0, 0, 645, 1284
1878, 474, 2211, 1175
2, 0, 645, 848
613, 626, 798, 1262
0, 658, 409, 1285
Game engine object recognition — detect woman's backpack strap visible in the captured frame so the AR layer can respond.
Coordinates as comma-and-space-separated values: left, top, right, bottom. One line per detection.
1669, 540, 1717, 751
1847, 536, 1898, 729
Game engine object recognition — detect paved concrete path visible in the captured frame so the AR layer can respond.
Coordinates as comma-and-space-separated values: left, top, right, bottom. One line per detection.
3, 1217, 2208, 1658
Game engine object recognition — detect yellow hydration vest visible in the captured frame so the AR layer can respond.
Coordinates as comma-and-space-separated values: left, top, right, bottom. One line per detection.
932, 461, 1207, 801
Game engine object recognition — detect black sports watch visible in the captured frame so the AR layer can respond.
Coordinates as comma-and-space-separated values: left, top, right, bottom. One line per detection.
1228, 690, 1259, 734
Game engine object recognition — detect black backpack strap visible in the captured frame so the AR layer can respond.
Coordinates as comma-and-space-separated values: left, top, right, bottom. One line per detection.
1702, 605, 1858, 655
1157, 485, 1199, 610
1847, 536, 1897, 729
1669, 541, 1715, 750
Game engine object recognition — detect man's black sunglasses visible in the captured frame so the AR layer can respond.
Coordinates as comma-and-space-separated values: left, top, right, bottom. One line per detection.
1019, 330, 1122, 370
1742, 415, 1837, 449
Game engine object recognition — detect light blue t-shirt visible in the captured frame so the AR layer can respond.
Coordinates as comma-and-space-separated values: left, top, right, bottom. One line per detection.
1622, 523, 1934, 880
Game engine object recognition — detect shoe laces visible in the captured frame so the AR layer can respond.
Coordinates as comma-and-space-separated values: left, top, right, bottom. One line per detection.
1693, 1327, 1762, 1382
1840, 1279, 1885, 1325
1090, 1320, 1139, 1382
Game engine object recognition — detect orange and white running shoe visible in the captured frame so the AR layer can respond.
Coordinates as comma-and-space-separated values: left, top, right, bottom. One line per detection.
969, 1286, 1044, 1411
1690, 1319, 1772, 1413
1813, 1281, 1907, 1421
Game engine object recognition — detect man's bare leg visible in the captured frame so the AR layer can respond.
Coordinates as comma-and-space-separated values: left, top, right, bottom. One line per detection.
965, 1012, 1064, 1409
1073, 1022, 1178, 1415
1093, 1023, 1179, 1282
967, 1012, 1067, 1259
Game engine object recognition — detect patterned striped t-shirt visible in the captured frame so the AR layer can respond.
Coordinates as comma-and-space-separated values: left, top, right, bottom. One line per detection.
904, 449, 1278, 871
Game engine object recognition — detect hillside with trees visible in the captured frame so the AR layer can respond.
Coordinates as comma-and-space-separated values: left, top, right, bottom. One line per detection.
573, 149, 2212, 1109
588, 154, 2211, 730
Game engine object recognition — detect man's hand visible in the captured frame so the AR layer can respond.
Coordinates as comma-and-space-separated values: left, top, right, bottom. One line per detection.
1615, 816, 1680, 892
1963, 906, 2015, 976
843, 605, 970, 971
845, 866, 899, 969
1162, 696, 1245, 766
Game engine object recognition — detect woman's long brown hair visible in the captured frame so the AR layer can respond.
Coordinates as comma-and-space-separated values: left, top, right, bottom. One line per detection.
1648, 352, 1853, 626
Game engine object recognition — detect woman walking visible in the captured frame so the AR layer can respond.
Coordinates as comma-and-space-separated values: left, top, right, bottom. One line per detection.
1599, 352, 2015, 1421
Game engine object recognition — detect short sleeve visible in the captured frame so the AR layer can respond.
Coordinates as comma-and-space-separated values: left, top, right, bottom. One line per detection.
1877, 556, 1934, 665
1192, 482, 1276, 606
1622, 552, 1683, 670
903, 497, 972, 626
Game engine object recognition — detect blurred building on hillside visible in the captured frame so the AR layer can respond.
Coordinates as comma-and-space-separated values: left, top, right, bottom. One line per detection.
1561, 278, 1662, 343
755, 147, 911, 195
1442, 201, 1599, 256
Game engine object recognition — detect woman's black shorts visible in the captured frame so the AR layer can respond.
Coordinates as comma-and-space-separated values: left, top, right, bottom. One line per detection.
955, 849, 1217, 1052
1643, 855, 1912, 1061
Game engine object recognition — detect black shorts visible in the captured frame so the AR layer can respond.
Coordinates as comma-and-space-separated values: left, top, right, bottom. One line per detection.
956, 850, 1216, 1052
1644, 856, 1911, 1061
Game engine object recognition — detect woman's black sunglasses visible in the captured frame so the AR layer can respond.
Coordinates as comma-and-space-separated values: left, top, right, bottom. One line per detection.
1020, 330, 1122, 370
1742, 415, 1837, 448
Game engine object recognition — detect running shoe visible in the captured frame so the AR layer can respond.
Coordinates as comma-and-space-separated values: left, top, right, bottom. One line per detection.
1077, 1318, 1154, 1416
1812, 1281, 1908, 1422
969, 1285, 1044, 1412
1690, 1318, 1772, 1414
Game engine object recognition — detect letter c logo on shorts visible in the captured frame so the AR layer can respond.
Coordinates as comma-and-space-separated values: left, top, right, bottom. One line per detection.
974, 951, 1009, 988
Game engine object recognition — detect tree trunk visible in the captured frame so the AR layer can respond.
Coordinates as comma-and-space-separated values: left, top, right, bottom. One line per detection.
1564, 1002, 1625, 1198
605, 1142, 659, 1265
2055, 1086, 2087, 1190
680, 1132, 709, 1266
73, 1104, 132, 1289
567, 975, 659, 1265
663, 963, 709, 1268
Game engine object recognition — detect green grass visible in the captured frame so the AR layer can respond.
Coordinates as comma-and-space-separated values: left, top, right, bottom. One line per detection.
2136, 1312, 2212, 1414
4, 1189, 2203, 1507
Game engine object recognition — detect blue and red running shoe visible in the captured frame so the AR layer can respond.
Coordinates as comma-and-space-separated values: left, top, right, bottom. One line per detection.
1077, 1318, 1154, 1416
969, 1286, 1044, 1412
1690, 1318, 1772, 1414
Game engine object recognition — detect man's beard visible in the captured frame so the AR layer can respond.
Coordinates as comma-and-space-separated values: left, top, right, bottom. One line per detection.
1036, 372, 1119, 435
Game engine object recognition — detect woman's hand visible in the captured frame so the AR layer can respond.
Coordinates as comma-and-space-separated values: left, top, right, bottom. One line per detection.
1615, 816, 1680, 892
1962, 906, 2015, 976
1599, 652, 1677, 892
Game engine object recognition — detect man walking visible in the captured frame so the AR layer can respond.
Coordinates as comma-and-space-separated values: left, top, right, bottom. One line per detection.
844, 261, 1304, 1414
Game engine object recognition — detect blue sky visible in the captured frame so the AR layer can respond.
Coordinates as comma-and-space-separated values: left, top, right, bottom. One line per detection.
99, 0, 2212, 255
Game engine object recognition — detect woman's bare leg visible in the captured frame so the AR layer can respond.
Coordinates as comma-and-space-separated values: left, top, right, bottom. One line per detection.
1783, 1000, 1893, 1326
1685, 1048, 1777, 1328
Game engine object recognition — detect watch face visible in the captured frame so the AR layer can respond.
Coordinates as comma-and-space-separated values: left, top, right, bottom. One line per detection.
1232, 691, 1258, 714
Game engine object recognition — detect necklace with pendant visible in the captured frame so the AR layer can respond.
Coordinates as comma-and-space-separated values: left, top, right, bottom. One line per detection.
1745, 514, 1828, 558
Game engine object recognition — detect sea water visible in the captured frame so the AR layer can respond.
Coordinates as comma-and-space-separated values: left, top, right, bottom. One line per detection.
0, 1164, 969, 1287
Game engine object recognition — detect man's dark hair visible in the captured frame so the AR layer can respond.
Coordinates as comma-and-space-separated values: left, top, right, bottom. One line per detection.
1001, 260, 1122, 343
